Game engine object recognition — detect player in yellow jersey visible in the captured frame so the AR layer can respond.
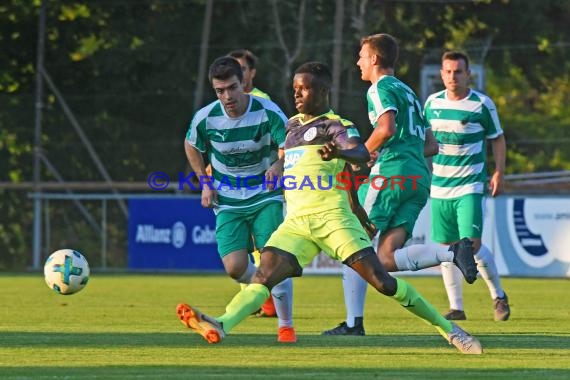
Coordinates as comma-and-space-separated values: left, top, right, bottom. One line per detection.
176, 61, 483, 354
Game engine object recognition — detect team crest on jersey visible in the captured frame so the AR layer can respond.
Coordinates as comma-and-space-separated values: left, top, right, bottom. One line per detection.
303, 127, 317, 141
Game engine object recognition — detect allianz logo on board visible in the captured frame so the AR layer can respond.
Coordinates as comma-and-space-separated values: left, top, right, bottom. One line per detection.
135, 222, 216, 248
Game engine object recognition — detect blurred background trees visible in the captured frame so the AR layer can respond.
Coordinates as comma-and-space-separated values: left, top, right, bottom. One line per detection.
1, 0, 569, 269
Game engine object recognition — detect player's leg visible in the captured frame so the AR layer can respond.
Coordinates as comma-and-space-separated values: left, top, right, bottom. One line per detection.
317, 211, 481, 354
176, 248, 300, 344
432, 198, 468, 319
175, 210, 256, 343
388, 188, 476, 281
217, 247, 302, 334
216, 210, 257, 283
322, 264, 367, 335
459, 196, 510, 321
178, 216, 319, 344
347, 250, 482, 354
219, 216, 319, 338
252, 202, 295, 336
323, 172, 386, 335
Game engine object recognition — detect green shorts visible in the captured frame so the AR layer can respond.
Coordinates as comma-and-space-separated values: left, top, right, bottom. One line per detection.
358, 176, 429, 239
216, 201, 283, 257
431, 193, 484, 243
265, 208, 371, 268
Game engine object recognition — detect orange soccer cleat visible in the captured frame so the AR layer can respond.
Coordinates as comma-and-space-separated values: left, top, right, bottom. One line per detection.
176, 303, 225, 344
256, 295, 277, 318
277, 326, 297, 343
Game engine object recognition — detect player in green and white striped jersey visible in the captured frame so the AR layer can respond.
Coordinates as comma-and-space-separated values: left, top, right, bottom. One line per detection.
228, 48, 279, 318
184, 56, 296, 342
324, 34, 479, 337
424, 51, 510, 322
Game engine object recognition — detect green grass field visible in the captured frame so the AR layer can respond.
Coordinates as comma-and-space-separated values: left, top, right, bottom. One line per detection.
1, 274, 569, 379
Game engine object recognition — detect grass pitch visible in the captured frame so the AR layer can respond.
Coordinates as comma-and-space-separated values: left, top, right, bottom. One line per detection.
0, 274, 569, 379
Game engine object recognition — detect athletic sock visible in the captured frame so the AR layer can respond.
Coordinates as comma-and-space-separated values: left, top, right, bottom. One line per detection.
217, 283, 270, 333
475, 244, 505, 299
342, 264, 367, 327
392, 277, 453, 333
394, 244, 453, 271
239, 253, 261, 291
272, 277, 293, 328
441, 262, 464, 311
236, 260, 257, 284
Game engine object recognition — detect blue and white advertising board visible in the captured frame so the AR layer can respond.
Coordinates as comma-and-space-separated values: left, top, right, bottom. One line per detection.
306, 195, 570, 277
493, 196, 570, 277
128, 197, 223, 271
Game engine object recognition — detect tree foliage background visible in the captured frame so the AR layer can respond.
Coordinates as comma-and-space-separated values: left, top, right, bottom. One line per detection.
1, 0, 569, 269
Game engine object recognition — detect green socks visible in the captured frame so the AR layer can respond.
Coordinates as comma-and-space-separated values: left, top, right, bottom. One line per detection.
217, 283, 270, 333
392, 277, 453, 334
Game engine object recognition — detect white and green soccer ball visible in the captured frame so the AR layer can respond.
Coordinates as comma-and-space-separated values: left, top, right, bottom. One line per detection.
44, 249, 90, 295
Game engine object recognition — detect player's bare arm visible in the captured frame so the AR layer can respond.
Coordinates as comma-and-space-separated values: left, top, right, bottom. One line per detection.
184, 140, 218, 208
424, 128, 439, 157
265, 148, 285, 191
364, 110, 396, 153
490, 134, 506, 197
318, 139, 370, 164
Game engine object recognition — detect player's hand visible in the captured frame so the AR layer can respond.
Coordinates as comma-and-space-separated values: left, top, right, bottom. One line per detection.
265, 161, 283, 191
489, 171, 504, 197
318, 142, 337, 161
367, 151, 379, 167
201, 186, 218, 208
351, 163, 362, 172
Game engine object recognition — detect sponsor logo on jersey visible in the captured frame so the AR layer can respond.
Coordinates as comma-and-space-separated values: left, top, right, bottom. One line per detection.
284, 149, 304, 169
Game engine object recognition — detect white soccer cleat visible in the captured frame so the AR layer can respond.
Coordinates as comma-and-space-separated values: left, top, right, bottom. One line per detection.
445, 323, 483, 354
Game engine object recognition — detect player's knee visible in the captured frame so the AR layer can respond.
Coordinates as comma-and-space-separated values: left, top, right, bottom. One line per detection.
377, 252, 396, 271
226, 263, 249, 281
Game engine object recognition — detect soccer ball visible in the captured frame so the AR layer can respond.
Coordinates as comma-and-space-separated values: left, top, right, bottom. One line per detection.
44, 249, 90, 295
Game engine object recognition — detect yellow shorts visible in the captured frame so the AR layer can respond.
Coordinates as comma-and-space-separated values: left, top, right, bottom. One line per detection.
265, 208, 371, 268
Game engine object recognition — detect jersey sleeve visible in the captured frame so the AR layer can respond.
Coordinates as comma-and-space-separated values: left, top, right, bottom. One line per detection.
367, 84, 398, 125
481, 96, 504, 139
185, 114, 208, 153
327, 119, 361, 150
266, 105, 287, 148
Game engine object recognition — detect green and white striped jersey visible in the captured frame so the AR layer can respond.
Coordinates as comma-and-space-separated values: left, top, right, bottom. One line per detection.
424, 89, 503, 199
365, 75, 430, 188
186, 95, 287, 210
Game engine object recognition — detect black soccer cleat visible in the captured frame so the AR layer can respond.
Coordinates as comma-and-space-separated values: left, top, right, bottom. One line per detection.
443, 309, 467, 320
450, 238, 478, 284
493, 293, 511, 321
322, 318, 365, 336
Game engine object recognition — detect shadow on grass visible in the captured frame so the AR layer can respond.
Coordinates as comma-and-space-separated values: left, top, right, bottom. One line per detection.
0, 331, 569, 349
0, 365, 569, 380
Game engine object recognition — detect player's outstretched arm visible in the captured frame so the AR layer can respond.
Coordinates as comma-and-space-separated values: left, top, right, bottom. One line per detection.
318, 141, 370, 164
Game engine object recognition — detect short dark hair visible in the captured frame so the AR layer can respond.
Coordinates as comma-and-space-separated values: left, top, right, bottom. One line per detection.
228, 49, 258, 70
294, 61, 332, 91
442, 51, 470, 70
360, 33, 399, 69
208, 56, 243, 83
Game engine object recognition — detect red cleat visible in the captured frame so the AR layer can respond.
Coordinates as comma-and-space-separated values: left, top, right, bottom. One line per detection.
256, 296, 277, 318
277, 326, 297, 343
